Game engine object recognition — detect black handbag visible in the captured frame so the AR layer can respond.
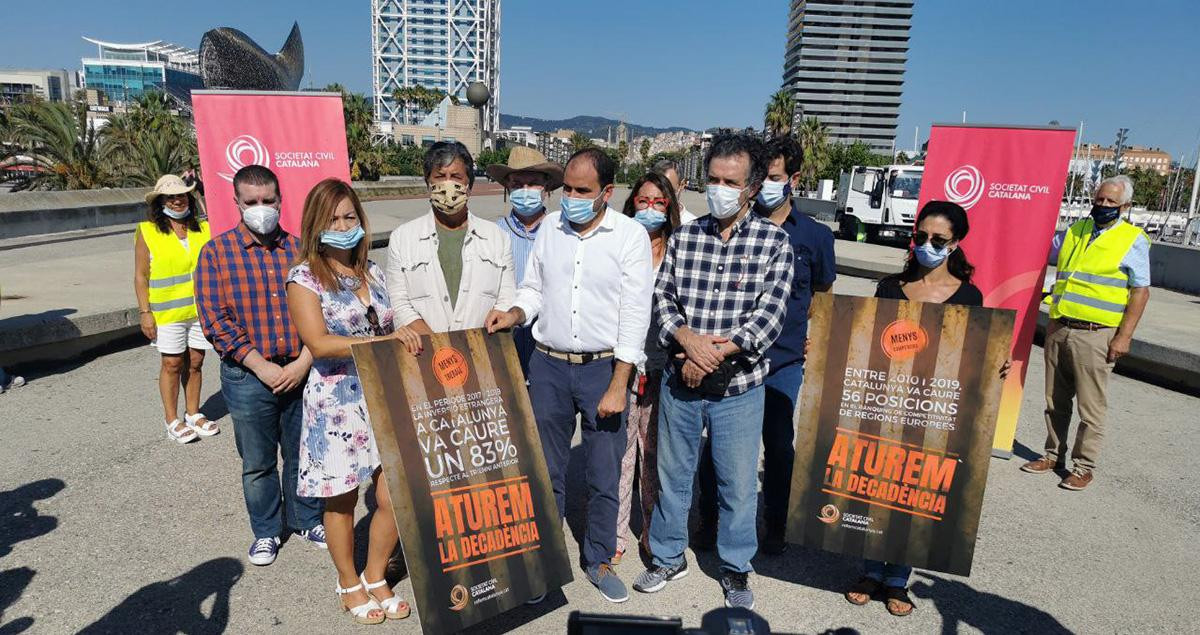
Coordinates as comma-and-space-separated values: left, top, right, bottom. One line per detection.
671, 349, 744, 396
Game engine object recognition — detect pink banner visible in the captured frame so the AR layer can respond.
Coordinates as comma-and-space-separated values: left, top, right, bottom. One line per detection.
193, 91, 350, 235
917, 124, 1076, 455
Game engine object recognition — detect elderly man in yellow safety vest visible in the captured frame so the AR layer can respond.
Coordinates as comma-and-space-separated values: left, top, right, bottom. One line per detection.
1021, 175, 1150, 491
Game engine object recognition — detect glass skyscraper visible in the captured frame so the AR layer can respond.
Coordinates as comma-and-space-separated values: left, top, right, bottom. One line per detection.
371, 0, 501, 134
80, 37, 203, 105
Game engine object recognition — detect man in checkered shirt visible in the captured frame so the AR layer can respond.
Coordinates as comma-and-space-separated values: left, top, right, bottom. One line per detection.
633, 134, 793, 611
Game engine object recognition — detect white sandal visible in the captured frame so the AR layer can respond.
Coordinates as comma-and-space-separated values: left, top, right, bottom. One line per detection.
185, 412, 220, 437
336, 581, 385, 625
165, 419, 198, 444
361, 574, 411, 620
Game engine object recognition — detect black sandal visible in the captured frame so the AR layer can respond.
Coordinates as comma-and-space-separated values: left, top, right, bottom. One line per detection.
844, 577, 882, 605
884, 585, 914, 616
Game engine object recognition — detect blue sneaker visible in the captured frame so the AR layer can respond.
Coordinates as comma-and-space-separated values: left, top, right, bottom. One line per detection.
297, 524, 328, 549
248, 537, 280, 566
587, 564, 628, 604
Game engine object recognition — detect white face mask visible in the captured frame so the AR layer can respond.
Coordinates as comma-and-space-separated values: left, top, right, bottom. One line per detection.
241, 204, 280, 234
706, 184, 745, 219
162, 206, 190, 220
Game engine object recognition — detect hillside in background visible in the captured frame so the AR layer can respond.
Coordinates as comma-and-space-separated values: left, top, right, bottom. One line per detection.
499, 113, 694, 138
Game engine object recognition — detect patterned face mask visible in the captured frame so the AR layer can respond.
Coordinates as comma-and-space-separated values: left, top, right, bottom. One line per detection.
430, 180, 469, 215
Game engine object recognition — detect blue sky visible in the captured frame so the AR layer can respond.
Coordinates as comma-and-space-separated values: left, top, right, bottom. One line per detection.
2, 0, 1197, 160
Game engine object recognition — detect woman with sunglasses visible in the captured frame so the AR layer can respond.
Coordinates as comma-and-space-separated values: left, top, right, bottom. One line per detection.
286, 179, 421, 625
844, 200, 996, 617
133, 174, 215, 443
611, 172, 683, 565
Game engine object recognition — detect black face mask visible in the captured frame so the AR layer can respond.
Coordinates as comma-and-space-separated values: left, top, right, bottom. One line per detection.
1090, 204, 1121, 225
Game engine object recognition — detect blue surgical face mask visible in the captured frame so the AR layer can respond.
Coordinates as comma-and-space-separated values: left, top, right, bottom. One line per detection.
561, 193, 601, 224
633, 208, 667, 232
162, 206, 191, 220
320, 225, 365, 250
510, 187, 544, 217
1090, 204, 1121, 225
914, 241, 951, 269
756, 180, 791, 210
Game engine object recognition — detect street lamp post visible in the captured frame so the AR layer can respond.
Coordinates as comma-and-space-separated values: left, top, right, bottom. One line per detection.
466, 82, 491, 155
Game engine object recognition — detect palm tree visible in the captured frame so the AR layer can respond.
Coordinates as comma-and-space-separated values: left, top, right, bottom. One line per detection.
0, 98, 111, 191
570, 132, 593, 152
392, 85, 450, 123
326, 83, 380, 180
764, 89, 795, 139
100, 92, 197, 186
639, 138, 652, 164
796, 116, 829, 191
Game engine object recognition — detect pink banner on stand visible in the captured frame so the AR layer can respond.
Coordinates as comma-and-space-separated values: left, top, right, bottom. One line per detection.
193, 91, 349, 235
917, 124, 1076, 456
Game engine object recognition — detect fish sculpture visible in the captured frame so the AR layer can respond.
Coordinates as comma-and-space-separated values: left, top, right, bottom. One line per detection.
199, 22, 304, 90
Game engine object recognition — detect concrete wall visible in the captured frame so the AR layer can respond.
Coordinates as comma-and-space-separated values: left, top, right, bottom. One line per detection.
0, 181, 428, 241
0, 188, 149, 240
1150, 242, 1200, 295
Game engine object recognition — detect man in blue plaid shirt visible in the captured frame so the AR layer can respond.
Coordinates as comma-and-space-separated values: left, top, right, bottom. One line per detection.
634, 134, 793, 610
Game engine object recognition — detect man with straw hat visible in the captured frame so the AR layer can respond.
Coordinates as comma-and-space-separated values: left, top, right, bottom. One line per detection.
488, 146, 564, 378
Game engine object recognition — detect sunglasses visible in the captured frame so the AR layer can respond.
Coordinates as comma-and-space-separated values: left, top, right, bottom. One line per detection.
913, 231, 952, 250
365, 305, 387, 337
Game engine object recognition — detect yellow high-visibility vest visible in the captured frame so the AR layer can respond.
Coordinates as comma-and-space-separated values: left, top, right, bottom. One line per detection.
138, 220, 211, 325
1047, 218, 1143, 327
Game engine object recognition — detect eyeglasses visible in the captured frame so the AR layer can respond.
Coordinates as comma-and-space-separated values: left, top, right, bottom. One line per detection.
634, 196, 669, 210
164, 193, 188, 200
913, 231, 952, 250
365, 305, 387, 337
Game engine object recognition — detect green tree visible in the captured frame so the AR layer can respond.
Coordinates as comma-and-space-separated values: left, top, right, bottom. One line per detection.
0, 97, 112, 190
796, 117, 829, 190
639, 138, 652, 164
820, 141, 891, 182
570, 132, 593, 152
100, 91, 198, 186
327, 83, 381, 180
392, 85, 451, 123
764, 89, 795, 139
475, 147, 511, 171
617, 140, 629, 164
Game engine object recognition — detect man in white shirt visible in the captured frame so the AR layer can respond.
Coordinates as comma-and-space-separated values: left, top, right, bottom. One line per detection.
487, 148, 653, 604
386, 141, 516, 333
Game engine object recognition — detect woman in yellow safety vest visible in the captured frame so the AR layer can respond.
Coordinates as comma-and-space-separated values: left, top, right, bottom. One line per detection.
134, 174, 216, 444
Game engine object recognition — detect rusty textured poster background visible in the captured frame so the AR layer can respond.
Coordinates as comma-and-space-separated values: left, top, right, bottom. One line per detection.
353, 329, 572, 634
787, 294, 1014, 575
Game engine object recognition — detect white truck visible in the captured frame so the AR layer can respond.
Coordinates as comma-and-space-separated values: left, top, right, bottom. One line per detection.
835, 165, 924, 244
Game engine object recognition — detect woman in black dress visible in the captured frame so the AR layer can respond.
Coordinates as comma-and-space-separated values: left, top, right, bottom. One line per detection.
845, 200, 1005, 617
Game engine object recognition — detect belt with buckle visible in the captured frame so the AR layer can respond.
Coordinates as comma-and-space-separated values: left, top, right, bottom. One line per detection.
1056, 318, 1108, 331
536, 344, 614, 365
266, 354, 299, 365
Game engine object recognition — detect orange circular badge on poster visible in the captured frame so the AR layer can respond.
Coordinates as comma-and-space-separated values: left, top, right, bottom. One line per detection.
880, 319, 928, 360
432, 346, 469, 388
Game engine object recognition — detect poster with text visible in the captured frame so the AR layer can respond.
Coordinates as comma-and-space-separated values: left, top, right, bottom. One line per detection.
352, 330, 573, 635
918, 124, 1076, 456
193, 90, 350, 235
787, 294, 1014, 576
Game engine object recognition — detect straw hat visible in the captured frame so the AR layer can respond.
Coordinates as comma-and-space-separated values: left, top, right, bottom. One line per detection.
144, 174, 195, 205
485, 146, 564, 191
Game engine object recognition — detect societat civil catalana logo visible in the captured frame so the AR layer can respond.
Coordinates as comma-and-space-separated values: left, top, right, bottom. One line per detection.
881, 320, 929, 360
449, 584, 469, 611
818, 504, 840, 524
433, 347, 469, 388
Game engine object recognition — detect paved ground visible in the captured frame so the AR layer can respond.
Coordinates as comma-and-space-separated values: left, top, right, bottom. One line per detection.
2, 261, 1198, 633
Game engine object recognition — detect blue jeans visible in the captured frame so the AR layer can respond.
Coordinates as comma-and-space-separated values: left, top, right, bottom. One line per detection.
865, 560, 912, 588
650, 370, 764, 573
528, 350, 625, 568
697, 361, 804, 529
220, 359, 323, 539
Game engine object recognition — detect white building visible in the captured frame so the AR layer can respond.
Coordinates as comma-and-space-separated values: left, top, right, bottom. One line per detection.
371, 0, 501, 136
783, 1, 913, 153
79, 37, 202, 106
0, 69, 78, 104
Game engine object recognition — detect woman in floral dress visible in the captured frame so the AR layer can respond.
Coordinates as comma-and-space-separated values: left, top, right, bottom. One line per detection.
287, 179, 422, 625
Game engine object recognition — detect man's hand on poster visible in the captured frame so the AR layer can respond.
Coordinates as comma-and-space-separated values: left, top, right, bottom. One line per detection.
484, 307, 525, 334
1107, 334, 1131, 363
392, 325, 423, 356
999, 359, 1012, 379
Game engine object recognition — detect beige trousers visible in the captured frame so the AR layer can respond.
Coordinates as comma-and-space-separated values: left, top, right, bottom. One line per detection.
1043, 321, 1117, 471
